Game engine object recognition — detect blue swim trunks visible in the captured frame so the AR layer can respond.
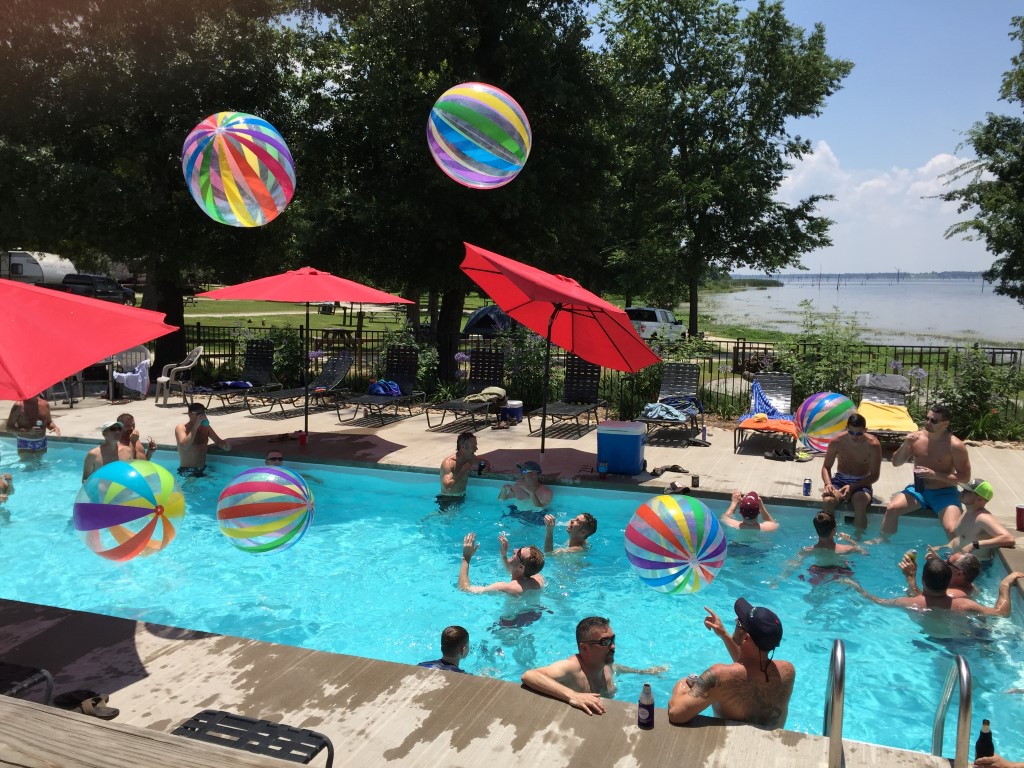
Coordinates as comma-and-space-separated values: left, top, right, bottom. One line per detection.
901, 482, 961, 514
16, 436, 47, 453
832, 472, 872, 498
177, 466, 207, 478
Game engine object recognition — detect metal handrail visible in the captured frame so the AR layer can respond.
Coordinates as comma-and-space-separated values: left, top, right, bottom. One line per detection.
822, 639, 846, 768
932, 655, 972, 768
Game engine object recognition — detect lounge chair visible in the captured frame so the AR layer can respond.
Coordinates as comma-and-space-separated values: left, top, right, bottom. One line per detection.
245, 353, 354, 415
0, 660, 53, 705
155, 345, 203, 405
425, 349, 505, 429
636, 362, 705, 436
189, 339, 281, 409
527, 354, 606, 438
337, 346, 425, 426
173, 709, 334, 767
733, 372, 798, 454
855, 373, 918, 444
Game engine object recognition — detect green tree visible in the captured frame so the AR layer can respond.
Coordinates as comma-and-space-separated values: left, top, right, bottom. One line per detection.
941, 16, 1024, 307
600, 0, 853, 333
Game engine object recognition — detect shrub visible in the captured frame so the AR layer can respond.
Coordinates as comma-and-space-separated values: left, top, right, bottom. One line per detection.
774, 301, 864, 404
494, 326, 551, 409
930, 348, 1024, 440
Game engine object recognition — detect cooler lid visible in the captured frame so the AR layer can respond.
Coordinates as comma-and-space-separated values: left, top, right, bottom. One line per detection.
597, 420, 646, 435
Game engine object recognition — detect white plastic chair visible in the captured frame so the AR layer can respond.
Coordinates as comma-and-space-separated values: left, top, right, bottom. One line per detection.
155, 346, 203, 405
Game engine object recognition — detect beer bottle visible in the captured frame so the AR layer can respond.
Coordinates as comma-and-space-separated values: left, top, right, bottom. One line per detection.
637, 683, 654, 730
975, 719, 994, 759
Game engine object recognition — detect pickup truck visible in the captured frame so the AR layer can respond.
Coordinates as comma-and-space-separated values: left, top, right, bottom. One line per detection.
50, 274, 136, 305
625, 306, 685, 341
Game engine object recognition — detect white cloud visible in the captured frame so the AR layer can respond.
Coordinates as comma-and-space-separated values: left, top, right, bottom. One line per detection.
777, 141, 991, 273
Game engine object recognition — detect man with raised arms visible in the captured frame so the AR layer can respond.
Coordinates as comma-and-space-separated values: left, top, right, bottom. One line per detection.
458, 532, 544, 597
880, 403, 970, 539
668, 599, 795, 728
543, 513, 597, 553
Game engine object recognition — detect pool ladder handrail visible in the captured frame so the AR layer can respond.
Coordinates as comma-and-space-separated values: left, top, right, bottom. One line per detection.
822, 638, 845, 768
932, 654, 972, 768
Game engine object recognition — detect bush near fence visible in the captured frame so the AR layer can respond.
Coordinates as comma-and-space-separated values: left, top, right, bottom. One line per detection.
181, 323, 1024, 439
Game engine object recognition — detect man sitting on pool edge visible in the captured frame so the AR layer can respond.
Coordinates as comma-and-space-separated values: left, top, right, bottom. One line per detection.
458, 532, 544, 596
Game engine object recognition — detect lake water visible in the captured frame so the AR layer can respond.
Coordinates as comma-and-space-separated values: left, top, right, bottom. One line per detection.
702, 278, 1024, 345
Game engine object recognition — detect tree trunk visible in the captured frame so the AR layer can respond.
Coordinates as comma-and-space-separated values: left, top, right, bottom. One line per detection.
150, 255, 187, 376
436, 288, 466, 380
687, 261, 700, 337
403, 288, 421, 329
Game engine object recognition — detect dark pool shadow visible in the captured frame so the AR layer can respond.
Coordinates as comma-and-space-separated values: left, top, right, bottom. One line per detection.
226, 432, 406, 465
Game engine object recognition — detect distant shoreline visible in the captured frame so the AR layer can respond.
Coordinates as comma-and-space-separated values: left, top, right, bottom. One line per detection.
731, 271, 986, 281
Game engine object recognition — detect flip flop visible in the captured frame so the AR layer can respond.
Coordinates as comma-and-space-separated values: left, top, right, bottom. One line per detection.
80, 695, 119, 720
666, 464, 689, 474
668, 481, 692, 494
54, 689, 101, 710
795, 451, 813, 462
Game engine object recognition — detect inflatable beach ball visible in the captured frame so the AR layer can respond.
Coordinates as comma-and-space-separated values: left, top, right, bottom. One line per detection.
625, 495, 727, 594
427, 82, 532, 190
217, 467, 314, 554
795, 392, 856, 452
73, 460, 185, 562
181, 111, 296, 227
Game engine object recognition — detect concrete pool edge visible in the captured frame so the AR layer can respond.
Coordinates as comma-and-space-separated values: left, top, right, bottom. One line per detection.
0, 597, 951, 768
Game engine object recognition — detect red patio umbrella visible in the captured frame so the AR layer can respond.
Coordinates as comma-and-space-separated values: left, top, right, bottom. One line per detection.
198, 267, 413, 433
0, 280, 177, 401
460, 243, 660, 453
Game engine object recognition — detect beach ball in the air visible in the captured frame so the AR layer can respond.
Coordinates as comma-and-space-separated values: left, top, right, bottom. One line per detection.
217, 466, 314, 554
73, 460, 186, 562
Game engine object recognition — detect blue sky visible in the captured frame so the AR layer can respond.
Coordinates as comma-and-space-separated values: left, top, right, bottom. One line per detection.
771, 1, 1021, 274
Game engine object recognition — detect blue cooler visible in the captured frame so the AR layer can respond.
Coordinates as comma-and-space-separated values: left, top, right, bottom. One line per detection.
597, 421, 647, 475
499, 399, 524, 423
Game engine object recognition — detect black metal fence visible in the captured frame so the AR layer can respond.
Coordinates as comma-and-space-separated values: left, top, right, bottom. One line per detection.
181, 323, 1023, 420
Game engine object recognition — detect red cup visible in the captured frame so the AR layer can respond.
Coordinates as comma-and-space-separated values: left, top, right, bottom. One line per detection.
298, 432, 308, 448
1016, 504, 1024, 533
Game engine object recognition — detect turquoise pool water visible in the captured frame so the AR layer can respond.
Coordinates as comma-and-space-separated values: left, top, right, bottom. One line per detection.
1, 437, 1021, 758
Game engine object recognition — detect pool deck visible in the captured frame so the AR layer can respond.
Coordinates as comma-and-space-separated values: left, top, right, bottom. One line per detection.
3, 392, 1023, 767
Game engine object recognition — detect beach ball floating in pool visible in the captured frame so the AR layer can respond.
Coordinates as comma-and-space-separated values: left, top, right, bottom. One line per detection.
181, 111, 296, 227
624, 495, 727, 594
216, 467, 314, 554
73, 460, 185, 562
426, 82, 532, 190
795, 392, 857, 452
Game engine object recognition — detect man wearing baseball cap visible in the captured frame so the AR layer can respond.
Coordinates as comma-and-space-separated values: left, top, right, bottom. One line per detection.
498, 459, 552, 508
949, 479, 1016, 562
719, 490, 779, 534
82, 421, 134, 482
668, 598, 795, 728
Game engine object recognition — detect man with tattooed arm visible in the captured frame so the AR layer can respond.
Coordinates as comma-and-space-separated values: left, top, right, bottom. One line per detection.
668, 598, 795, 728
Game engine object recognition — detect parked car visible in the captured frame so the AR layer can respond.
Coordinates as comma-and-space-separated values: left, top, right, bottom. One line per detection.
625, 306, 685, 341
50, 273, 136, 305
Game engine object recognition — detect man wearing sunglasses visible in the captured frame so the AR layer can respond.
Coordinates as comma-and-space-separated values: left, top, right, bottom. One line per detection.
881, 403, 971, 540
521, 616, 666, 715
82, 421, 135, 482
498, 460, 552, 508
821, 413, 881, 531
458, 532, 545, 597
898, 545, 980, 598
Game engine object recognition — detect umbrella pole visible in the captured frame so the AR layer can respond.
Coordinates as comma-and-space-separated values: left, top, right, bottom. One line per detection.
540, 305, 561, 457
303, 302, 310, 435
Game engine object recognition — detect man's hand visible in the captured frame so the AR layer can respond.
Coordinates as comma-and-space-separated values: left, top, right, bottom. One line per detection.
498, 533, 509, 557
463, 533, 479, 561
1001, 571, 1024, 586
129, 430, 140, 445
730, 490, 742, 503
566, 692, 606, 715
703, 606, 728, 638
544, 514, 556, 530
898, 551, 917, 577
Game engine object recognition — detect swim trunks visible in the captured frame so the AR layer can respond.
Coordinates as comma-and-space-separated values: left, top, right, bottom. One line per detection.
177, 466, 207, 478
16, 436, 47, 453
436, 494, 465, 511
417, 659, 466, 673
901, 482, 961, 514
803, 564, 855, 586
502, 504, 546, 525
830, 472, 872, 498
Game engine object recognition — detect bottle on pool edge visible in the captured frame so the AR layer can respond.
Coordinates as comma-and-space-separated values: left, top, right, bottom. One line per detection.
975, 719, 994, 759
638, 683, 654, 729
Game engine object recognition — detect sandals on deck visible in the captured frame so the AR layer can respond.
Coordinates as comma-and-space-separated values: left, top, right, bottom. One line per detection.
53, 689, 120, 720
650, 464, 689, 477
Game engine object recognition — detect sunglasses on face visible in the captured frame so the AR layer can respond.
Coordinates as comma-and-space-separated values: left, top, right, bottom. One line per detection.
946, 558, 964, 574
924, 417, 945, 424
582, 636, 616, 647
106, 426, 123, 432
847, 429, 865, 436
266, 456, 283, 463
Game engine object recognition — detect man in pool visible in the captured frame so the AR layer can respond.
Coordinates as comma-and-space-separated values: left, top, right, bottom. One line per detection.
265, 449, 285, 465
458, 532, 544, 596
821, 413, 882, 531
117, 412, 156, 461
946, 479, 1015, 562
521, 616, 667, 716
543, 513, 597, 553
898, 545, 980, 598
175, 403, 231, 478
778, 511, 867, 586
83, 421, 136, 481
0, 471, 13, 504
417, 625, 470, 674
719, 490, 779, 534
439, 433, 490, 508
668, 599, 795, 728
7, 394, 60, 456
880, 403, 970, 540
498, 461, 552, 508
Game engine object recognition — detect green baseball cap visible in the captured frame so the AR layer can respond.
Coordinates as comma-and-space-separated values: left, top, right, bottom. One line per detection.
959, 479, 994, 501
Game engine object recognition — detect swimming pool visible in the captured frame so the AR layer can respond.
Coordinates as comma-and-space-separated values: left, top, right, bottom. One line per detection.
1, 437, 1021, 758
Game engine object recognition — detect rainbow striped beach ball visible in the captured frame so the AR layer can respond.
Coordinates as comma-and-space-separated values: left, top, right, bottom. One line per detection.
73, 460, 185, 562
217, 467, 314, 554
181, 111, 296, 227
795, 392, 857, 452
624, 495, 727, 594
426, 82, 532, 190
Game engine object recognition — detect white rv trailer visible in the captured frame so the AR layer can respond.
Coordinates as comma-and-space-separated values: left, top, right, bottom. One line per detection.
0, 250, 76, 285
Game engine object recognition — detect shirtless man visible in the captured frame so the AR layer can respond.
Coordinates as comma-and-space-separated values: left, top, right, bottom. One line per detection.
846, 557, 1024, 618
175, 403, 231, 477
880, 404, 970, 539
117, 412, 156, 461
668, 599, 795, 728
458, 532, 544, 596
898, 546, 980, 598
946, 479, 1016, 562
498, 461, 552, 508
821, 413, 882, 530
0, 472, 13, 503
439, 433, 489, 507
544, 513, 597, 553
7, 395, 60, 456
720, 490, 779, 533
521, 616, 667, 715
82, 421, 135, 481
